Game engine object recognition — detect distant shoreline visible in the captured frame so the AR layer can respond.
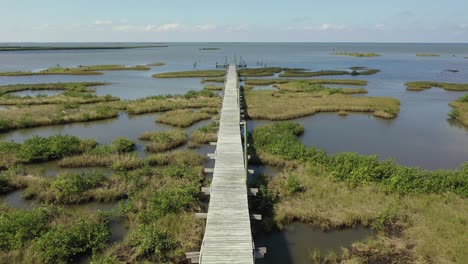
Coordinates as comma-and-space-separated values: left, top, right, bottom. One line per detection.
0, 45, 168, 51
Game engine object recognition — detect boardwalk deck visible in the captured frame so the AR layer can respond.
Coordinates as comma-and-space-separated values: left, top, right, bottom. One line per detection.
199, 65, 254, 263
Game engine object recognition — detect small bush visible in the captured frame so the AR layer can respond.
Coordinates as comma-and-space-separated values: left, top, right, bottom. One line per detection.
130, 225, 177, 261
283, 175, 302, 195
111, 137, 136, 153
19, 135, 82, 162
33, 216, 110, 263
147, 184, 199, 217
51, 171, 106, 202
0, 207, 52, 250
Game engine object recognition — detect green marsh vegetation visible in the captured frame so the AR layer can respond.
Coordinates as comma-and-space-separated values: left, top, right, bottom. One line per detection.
201, 77, 225, 83
331, 52, 381, 57
406, 81, 468, 91
139, 130, 187, 152
245, 88, 400, 120
243, 78, 368, 86
0, 82, 118, 106
156, 109, 212, 127
274, 80, 368, 94
199, 47, 220, 50
124, 90, 221, 115
0, 103, 119, 132
203, 84, 224, 91
279, 68, 380, 77
153, 70, 226, 78
188, 121, 219, 148
1, 148, 208, 262
238, 67, 283, 77
416, 53, 440, 57
147, 62, 166, 66
449, 94, 468, 127
0, 90, 220, 132
0, 206, 111, 263
0, 82, 107, 96
251, 122, 468, 263
0, 134, 96, 170
0, 45, 168, 51
0, 64, 150, 76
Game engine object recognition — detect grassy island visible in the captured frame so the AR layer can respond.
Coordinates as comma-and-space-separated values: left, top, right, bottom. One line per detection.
147, 62, 166, 66
406, 81, 468, 91
153, 70, 226, 78
279, 68, 380, 77
0, 90, 220, 132
199, 48, 220, 50
243, 78, 368, 86
332, 52, 381, 57
449, 94, 468, 127
274, 80, 367, 94
238, 67, 283, 77
156, 109, 212, 127
0, 45, 168, 51
0, 65, 150, 76
416, 53, 440, 57
245, 89, 399, 120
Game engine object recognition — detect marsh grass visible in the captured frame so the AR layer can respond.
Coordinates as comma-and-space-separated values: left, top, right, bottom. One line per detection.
243, 78, 367, 86
156, 109, 212, 127
0, 91, 220, 132
0, 45, 167, 51
279, 68, 380, 78
0, 135, 95, 169
203, 84, 223, 91
201, 77, 225, 83
147, 62, 166, 66
0, 103, 118, 132
0, 65, 150, 76
188, 121, 219, 148
416, 53, 440, 57
274, 81, 367, 94
246, 90, 400, 120
238, 67, 283, 77
124, 91, 221, 115
0, 82, 107, 96
406, 81, 468, 91
145, 150, 206, 167
139, 130, 187, 152
153, 70, 226, 78
332, 52, 381, 57
0, 93, 119, 105
449, 95, 468, 127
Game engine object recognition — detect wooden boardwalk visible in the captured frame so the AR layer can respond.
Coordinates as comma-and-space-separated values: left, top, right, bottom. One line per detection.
199, 64, 254, 263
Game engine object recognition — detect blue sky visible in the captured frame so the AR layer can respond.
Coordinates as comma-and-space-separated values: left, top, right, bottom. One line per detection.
1, 0, 467, 42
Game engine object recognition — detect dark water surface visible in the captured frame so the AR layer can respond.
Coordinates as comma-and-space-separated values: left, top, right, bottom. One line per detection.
255, 223, 374, 264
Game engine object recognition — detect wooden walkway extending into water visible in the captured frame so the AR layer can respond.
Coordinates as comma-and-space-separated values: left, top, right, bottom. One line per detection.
191, 64, 255, 263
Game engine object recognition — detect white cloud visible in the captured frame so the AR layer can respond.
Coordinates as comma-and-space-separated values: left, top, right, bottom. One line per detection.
194, 24, 217, 32
375, 24, 385, 30
303, 24, 347, 31
144, 23, 181, 32
94, 20, 113, 25
226, 24, 250, 32
458, 24, 467, 29
112, 25, 136, 32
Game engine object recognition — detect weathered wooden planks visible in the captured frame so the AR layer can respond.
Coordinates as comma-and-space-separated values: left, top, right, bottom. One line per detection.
199, 65, 254, 264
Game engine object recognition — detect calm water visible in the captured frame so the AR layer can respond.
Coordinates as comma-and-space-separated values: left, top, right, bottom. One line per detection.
255, 223, 374, 264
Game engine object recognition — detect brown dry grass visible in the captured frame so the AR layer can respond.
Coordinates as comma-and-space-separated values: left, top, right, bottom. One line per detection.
245, 90, 400, 120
